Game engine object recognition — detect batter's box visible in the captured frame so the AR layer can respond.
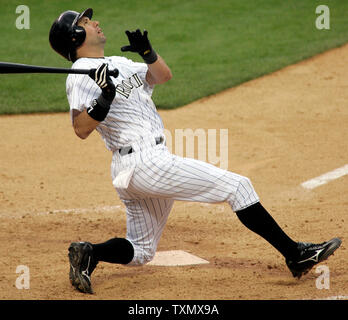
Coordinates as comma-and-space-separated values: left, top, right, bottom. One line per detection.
147, 250, 209, 266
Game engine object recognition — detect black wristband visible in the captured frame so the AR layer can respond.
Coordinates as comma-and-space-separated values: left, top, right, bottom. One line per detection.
86, 95, 111, 122
141, 48, 158, 64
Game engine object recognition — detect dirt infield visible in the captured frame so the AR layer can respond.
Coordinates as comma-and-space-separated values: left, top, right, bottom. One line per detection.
0, 44, 347, 300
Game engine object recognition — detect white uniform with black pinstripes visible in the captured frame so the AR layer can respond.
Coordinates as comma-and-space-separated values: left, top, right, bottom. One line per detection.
66, 56, 260, 266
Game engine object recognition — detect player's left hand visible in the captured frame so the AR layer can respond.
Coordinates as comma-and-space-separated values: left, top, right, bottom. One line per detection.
121, 29, 158, 64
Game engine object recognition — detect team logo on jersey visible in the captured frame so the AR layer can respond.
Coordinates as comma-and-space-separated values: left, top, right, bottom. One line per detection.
115, 73, 143, 98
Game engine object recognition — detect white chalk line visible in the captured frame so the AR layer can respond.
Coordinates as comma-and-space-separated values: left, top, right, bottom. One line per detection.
0, 202, 223, 219
0, 205, 124, 218
301, 164, 348, 189
36, 205, 124, 215
2, 162, 347, 218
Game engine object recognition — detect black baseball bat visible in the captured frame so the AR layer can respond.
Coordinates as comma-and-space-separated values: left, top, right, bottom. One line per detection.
0, 62, 119, 77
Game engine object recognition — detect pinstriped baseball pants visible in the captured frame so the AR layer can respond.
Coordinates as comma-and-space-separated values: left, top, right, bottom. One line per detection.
111, 136, 259, 266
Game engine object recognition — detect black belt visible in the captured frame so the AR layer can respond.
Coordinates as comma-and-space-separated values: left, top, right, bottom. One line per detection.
119, 136, 164, 156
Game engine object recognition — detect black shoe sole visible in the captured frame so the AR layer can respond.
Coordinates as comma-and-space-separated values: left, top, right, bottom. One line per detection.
68, 242, 94, 294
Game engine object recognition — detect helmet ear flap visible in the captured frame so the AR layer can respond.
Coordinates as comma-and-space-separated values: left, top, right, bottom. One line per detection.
71, 25, 86, 48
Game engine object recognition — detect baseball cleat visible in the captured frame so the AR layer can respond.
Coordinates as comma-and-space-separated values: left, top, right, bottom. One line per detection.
68, 241, 98, 294
286, 237, 341, 279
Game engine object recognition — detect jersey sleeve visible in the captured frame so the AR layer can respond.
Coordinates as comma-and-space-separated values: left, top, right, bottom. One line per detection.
66, 73, 100, 112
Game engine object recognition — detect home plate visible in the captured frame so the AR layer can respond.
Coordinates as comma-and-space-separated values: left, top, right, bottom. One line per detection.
147, 250, 209, 266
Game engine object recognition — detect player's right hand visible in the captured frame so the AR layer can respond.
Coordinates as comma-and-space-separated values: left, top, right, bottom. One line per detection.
89, 63, 116, 102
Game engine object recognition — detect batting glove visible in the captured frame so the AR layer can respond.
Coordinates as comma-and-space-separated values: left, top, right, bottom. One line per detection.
88, 63, 116, 102
121, 29, 158, 64
87, 63, 116, 122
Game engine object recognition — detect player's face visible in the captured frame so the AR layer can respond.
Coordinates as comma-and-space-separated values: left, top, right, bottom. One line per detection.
78, 16, 106, 45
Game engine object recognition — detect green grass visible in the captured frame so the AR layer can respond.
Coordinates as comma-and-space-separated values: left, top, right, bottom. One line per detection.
0, 0, 347, 114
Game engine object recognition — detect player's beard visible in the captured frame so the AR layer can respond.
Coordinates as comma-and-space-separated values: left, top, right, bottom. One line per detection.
86, 33, 106, 51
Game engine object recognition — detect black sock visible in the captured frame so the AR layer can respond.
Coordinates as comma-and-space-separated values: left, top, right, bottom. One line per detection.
236, 202, 298, 259
92, 238, 134, 264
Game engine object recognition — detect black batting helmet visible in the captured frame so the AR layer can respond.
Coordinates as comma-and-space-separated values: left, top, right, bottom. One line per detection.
49, 8, 93, 62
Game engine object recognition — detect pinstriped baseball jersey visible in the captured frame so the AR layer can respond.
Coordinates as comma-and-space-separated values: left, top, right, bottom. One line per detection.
66, 56, 164, 150
66, 56, 260, 266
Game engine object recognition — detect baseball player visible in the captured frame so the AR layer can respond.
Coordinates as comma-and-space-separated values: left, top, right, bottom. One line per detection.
49, 8, 341, 294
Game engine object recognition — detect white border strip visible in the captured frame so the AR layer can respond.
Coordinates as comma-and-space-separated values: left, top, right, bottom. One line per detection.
315, 295, 348, 300
301, 164, 348, 189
